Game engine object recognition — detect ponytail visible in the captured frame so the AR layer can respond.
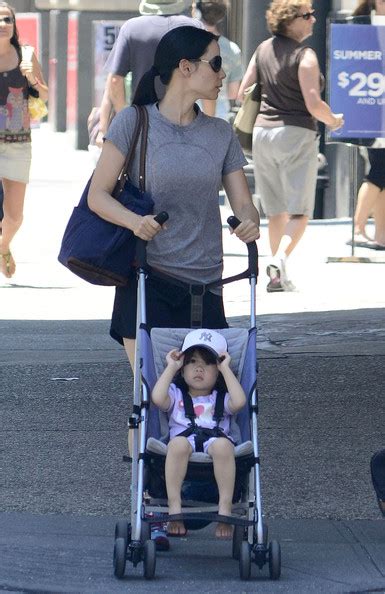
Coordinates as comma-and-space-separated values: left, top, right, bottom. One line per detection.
132, 67, 159, 106
132, 26, 218, 106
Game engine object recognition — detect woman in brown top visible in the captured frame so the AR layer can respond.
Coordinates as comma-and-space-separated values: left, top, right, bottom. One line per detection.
239, 0, 344, 292
0, 2, 48, 279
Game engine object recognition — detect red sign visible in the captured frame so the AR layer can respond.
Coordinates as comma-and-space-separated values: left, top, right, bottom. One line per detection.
66, 12, 79, 130
17, 13, 40, 57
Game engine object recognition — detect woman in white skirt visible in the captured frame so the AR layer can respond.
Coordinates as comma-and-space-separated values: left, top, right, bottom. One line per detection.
0, 2, 48, 278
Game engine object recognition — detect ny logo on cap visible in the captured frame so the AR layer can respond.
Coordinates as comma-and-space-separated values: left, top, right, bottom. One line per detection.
199, 331, 212, 343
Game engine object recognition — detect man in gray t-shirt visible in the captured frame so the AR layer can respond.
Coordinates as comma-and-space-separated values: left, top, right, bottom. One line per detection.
103, 1, 202, 117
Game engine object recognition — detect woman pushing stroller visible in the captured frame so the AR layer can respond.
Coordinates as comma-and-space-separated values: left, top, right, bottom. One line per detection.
88, 25, 260, 367
152, 329, 246, 539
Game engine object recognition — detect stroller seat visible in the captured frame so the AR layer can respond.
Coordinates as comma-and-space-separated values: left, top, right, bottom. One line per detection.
142, 327, 256, 506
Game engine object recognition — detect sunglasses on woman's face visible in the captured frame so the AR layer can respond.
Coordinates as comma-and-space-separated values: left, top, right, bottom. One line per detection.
295, 10, 316, 20
0, 16, 13, 24
191, 55, 222, 73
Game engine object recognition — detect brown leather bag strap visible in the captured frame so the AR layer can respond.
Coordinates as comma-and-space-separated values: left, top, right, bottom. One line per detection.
114, 105, 143, 195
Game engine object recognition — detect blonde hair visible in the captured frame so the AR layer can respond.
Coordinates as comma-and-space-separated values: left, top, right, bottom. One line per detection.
266, 0, 311, 35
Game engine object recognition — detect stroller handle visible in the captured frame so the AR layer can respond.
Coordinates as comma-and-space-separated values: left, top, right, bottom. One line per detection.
135, 211, 169, 268
227, 216, 259, 277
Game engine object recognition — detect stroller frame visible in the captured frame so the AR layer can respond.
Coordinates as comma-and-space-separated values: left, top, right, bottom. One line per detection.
113, 216, 281, 581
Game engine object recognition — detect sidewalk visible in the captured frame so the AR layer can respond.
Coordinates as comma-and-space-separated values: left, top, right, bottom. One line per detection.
1, 124, 385, 320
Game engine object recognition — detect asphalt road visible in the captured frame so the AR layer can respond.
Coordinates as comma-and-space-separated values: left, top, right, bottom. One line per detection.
1, 309, 385, 592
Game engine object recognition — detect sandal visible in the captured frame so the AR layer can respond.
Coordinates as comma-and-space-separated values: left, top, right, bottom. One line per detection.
0, 250, 15, 278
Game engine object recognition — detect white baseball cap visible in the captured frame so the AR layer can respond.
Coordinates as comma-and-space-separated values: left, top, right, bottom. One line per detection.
181, 329, 227, 357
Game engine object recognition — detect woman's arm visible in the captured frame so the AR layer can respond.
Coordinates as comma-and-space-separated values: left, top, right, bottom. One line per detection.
237, 50, 257, 101
96, 87, 114, 147
217, 352, 246, 414
20, 51, 48, 101
223, 169, 260, 243
298, 49, 344, 130
88, 140, 163, 241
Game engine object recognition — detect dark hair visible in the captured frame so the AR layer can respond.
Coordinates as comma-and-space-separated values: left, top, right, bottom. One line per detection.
0, 3, 21, 58
132, 26, 218, 105
353, 0, 375, 16
197, 1, 227, 26
173, 346, 227, 394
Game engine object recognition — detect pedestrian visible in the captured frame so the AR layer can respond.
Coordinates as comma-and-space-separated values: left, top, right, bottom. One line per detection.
88, 25, 259, 550
193, 0, 243, 121
151, 329, 246, 538
0, 2, 48, 279
88, 25, 260, 360
347, 0, 385, 250
94, 0, 203, 148
238, 0, 344, 292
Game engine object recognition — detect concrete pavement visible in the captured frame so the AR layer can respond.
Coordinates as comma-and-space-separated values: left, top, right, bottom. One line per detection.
1, 125, 385, 592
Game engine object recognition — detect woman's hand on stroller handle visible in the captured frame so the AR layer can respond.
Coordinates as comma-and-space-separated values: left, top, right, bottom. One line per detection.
133, 211, 169, 241
227, 216, 260, 244
227, 216, 259, 278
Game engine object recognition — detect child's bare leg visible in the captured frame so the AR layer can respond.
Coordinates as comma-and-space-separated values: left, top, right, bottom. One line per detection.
208, 438, 235, 538
165, 436, 192, 535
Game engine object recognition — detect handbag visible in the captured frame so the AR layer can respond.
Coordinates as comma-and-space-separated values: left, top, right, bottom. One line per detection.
58, 105, 154, 286
233, 50, 262, 151
21, 46, 48, 121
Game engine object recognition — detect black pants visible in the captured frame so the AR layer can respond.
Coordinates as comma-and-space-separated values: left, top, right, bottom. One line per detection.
110, 272, 228, 344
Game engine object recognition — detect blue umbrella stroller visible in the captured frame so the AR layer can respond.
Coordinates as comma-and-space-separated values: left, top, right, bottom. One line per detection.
113, 215, 281, 581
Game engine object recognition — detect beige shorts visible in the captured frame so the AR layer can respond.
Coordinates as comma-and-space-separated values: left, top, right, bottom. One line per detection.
252, 126, 319, 217
0, 142, 32, 184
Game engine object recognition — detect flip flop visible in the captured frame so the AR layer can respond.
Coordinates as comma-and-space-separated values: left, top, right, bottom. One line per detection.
0, 251, 15, 278
365, 241, 385, 251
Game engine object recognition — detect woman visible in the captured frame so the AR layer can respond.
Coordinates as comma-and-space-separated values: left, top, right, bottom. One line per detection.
0, 2, 48, 278
349, 0, 385, 250
238, 0, 343, 292
88, 26, 260, 368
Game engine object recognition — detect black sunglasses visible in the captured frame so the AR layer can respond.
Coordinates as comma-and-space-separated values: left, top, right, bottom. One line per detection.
295, 10, 315, 20
191, 55, 222, 73
0, 16, 13, 24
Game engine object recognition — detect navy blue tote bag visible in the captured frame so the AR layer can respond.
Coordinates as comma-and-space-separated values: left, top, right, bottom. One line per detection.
58, 105, 153, 286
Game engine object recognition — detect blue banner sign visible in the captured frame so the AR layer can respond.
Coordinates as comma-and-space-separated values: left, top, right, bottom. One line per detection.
329, 23, 385, 140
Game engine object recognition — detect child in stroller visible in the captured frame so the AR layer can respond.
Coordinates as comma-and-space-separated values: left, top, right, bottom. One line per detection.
152, 328, 246, 538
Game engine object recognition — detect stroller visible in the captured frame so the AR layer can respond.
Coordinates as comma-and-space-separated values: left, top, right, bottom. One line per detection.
112, 214, 281, 581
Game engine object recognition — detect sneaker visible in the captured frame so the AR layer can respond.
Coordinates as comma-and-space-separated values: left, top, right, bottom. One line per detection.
266, 265, 284, 292
151, 524, 170, 551
266, 262, 296, 293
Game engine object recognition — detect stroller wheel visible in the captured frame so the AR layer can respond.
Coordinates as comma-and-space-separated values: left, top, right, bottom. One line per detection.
115, 520, 130, 548
239, 541, 251, 581
268, 540, 281, 580
113, 537, 127, 579
232, 524, 246, 560
143, 539, 156, 580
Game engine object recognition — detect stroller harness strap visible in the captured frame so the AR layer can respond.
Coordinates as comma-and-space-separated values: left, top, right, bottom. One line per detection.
176, 388, 233, 452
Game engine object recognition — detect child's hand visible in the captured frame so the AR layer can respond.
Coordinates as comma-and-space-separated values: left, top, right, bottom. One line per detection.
166, 349, 184, 371
217, 351, 231, 370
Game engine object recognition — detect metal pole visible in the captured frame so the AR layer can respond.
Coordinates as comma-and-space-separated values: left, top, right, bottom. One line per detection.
349, 144, 358, 257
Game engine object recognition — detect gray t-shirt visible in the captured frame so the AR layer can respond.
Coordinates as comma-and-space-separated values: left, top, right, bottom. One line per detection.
106, 104, 247, 285
105, 15, 203, 100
